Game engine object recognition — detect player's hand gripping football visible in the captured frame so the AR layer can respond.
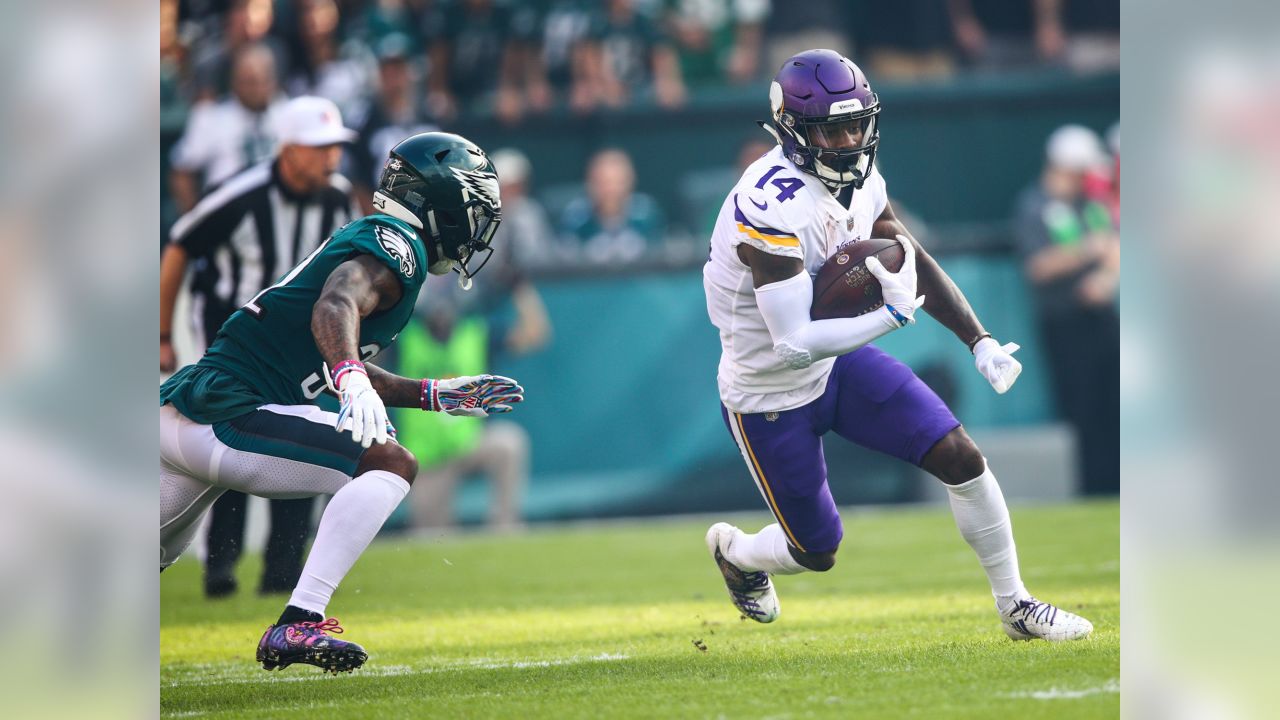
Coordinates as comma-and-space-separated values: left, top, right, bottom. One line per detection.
972, 337, 1023, 394
326, 361, 390, 448
865, 234, 926, 326
424, 375, 524, 418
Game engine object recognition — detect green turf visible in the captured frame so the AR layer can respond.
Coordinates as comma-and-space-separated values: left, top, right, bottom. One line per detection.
161, 500, 1119, 719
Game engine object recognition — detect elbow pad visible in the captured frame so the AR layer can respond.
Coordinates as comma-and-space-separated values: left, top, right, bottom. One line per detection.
774, 339, 814, 370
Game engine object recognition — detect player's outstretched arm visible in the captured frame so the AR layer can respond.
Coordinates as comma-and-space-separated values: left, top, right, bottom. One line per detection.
739, 244, 922, 370
873, 201, 1023, 393
364, 363, 525, 417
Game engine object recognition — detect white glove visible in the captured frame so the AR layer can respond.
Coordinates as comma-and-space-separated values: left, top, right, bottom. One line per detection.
326, 362, 389, 448
973, 337, 1023, 394
865, 234, 926, 326
424, 374, 524, 418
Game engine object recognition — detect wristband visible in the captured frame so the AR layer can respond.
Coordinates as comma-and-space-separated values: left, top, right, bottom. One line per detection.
160, 332, 172, 342
330, 360, 367, 389
884, 304, 909, 327
420, 378, 439, 412
967, 332, 993, 354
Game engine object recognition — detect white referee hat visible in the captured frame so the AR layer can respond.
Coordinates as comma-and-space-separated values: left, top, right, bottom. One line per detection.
276, 96, 358, 147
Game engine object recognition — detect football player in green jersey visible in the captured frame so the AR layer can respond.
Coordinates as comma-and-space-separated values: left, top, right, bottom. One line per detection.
161, 132, 523, 674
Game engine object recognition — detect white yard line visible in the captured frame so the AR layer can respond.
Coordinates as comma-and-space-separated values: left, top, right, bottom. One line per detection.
1005, 678, 1120, 700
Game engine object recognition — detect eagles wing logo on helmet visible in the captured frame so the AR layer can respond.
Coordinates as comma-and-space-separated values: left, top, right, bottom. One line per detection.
449, 167, 502, 210
374, 226, 417, 277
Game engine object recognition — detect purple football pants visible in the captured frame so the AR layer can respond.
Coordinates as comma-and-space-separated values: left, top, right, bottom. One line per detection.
721, 345, 960, 554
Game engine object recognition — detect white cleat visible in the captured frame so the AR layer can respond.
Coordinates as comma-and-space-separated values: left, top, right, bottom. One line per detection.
1001, 596, 1094, 642
705, 523, 780, 623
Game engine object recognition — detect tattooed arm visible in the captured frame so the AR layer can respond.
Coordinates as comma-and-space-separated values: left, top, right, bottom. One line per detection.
311, 254, 421, 409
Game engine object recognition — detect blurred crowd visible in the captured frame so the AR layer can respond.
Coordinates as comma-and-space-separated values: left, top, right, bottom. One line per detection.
162, 0, 1119, 269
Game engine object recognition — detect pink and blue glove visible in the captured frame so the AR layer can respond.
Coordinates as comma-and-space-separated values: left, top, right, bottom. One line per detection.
421, 375, 525, 417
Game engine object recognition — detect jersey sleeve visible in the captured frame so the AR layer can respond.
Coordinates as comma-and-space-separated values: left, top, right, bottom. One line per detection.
729, 190, 805, 261
346, 218, 426, 288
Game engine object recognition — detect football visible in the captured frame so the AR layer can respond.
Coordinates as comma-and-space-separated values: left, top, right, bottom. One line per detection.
810, 238, 906, 320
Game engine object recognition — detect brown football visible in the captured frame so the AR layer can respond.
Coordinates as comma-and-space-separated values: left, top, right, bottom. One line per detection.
810, 238, 906, 320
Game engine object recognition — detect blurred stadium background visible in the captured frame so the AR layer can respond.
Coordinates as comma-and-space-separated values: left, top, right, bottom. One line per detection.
160, 0, 1119, 533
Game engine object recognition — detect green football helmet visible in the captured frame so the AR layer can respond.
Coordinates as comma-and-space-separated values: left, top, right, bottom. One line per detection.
372, 132, 502, 285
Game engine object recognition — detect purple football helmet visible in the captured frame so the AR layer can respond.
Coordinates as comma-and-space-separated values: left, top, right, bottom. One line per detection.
767, 49, 880, 189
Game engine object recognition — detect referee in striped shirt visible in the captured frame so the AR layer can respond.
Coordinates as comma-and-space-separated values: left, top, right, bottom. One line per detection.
160, 96, 360, 598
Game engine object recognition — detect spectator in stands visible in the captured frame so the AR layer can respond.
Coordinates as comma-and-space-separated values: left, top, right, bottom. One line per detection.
762, 0, 850, 75
1058, 0, 1121, 71
586, 0, 686, 109
503, 2, 556, 117
346, 33, 440, 215
857, 1, 959, 81
161, 0, 188, 108
169, 43, 285, 214
1015, 124, 1119, 495
661, 0, 768, 86
284, 0, 375, 116
351, 0, 423, 47
532, 1, 598, 113
947, 0, 1118, 71
490, 148, 563, 272
188, 0, 284, 102
561, 148, 665, 266
423, 0, 523, 123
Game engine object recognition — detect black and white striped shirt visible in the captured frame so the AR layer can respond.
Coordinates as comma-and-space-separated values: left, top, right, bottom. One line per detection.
169, 160, 360, 348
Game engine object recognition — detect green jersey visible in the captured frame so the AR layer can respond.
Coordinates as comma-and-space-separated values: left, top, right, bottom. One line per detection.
161, 214, 429, 423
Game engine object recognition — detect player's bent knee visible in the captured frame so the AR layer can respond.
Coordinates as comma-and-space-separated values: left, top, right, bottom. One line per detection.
356, 442, 419, 484
923, 427, 986, 485
789, 546, 837, 572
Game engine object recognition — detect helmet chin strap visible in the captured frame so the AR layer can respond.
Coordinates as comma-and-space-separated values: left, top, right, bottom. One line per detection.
759, 121, 783, 145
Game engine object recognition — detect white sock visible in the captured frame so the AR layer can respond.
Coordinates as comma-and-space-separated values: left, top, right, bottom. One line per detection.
724, 523, 806, 575
289, 470, 410, 615
944, 460, 1029, 612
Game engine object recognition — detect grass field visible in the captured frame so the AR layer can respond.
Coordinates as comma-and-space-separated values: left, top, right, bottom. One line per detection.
161, 500, 1119, 719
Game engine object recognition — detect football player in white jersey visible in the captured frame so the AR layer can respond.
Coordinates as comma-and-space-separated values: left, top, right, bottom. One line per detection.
702, 49, 1092, 641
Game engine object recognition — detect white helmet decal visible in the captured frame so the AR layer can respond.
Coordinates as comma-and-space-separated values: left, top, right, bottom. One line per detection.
828, 98, 865, 114
449, 167, 501, 210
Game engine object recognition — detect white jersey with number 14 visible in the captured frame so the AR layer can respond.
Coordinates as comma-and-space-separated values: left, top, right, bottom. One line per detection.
703, 145, 889, 414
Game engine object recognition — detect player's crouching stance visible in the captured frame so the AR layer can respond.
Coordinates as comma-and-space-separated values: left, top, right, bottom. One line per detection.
160, 132, 523, 673
702, 50, 1092, 642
